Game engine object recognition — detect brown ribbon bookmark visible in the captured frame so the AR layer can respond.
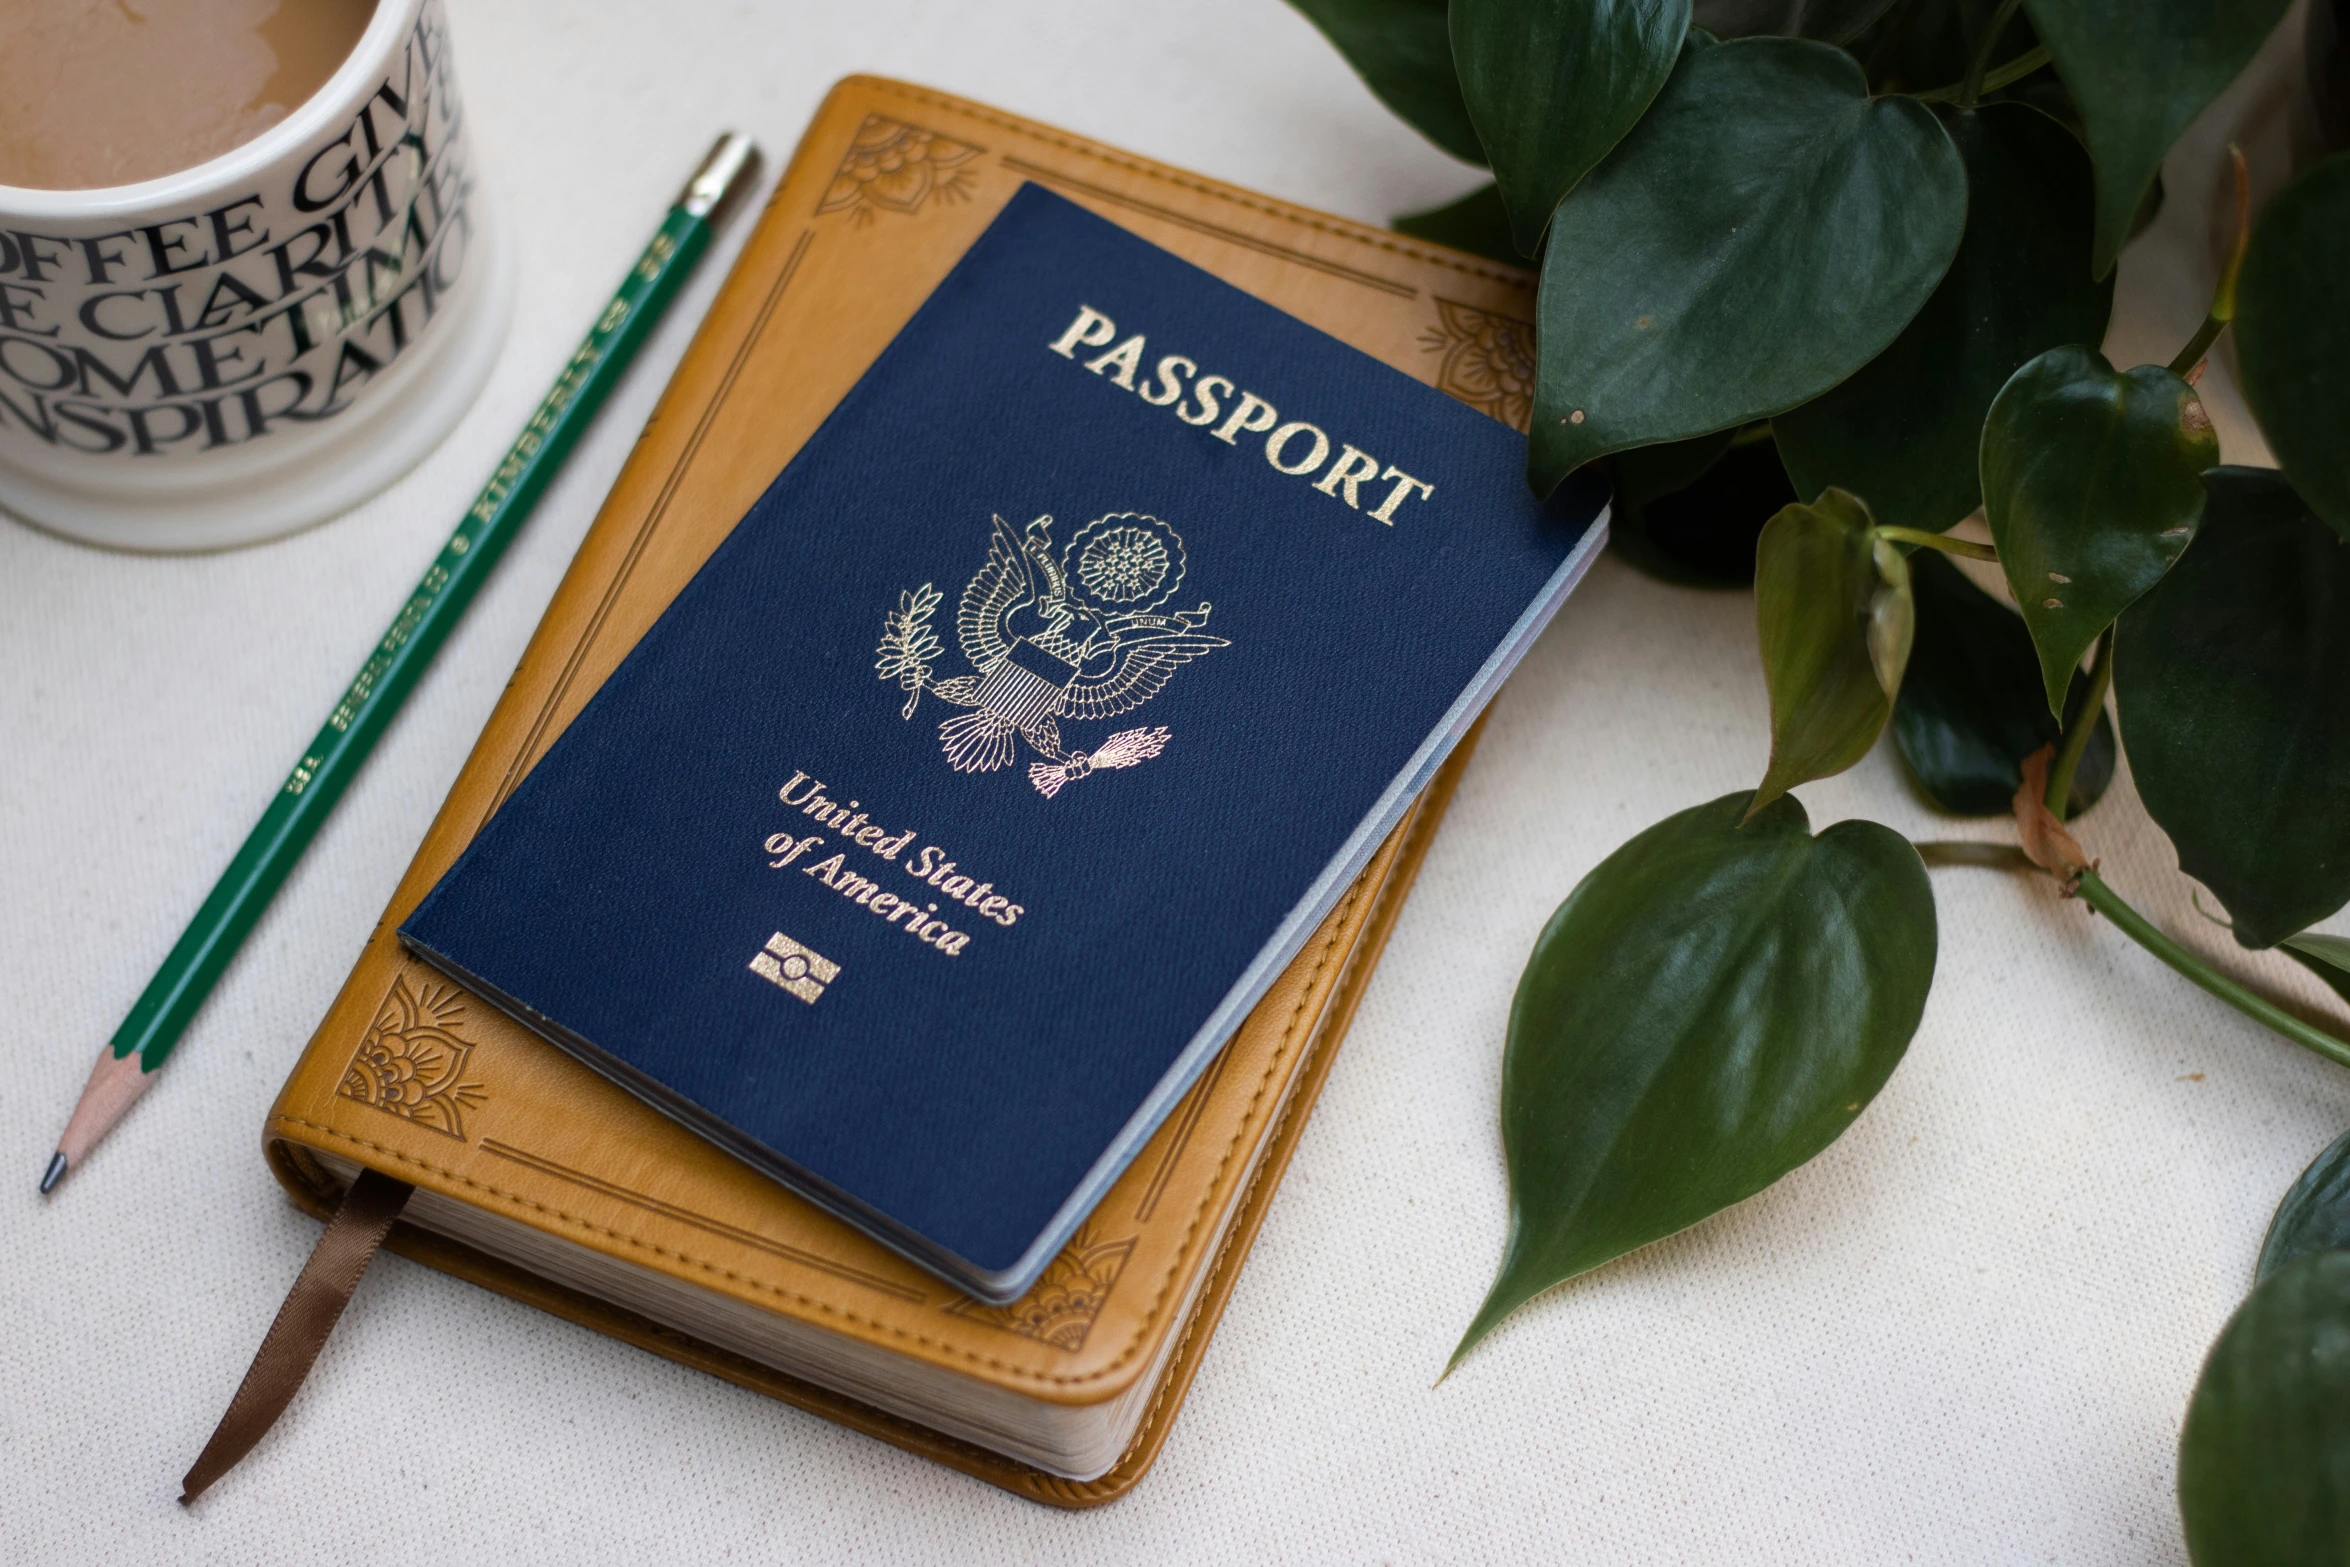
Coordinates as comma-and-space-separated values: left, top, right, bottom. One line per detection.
180, 1169, 412, 1503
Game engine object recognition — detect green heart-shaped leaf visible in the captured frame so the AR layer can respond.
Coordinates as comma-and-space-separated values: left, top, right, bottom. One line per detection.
1286, 0, 1490, 165
1690, 0, 1901, 41
1981, 345, 2216, 716
2178, 1251, 2350, 1563
1393, 181, 1521, 265
2259, 1127, 2350, 1287
1892, 550, 2116, 816
1607, 428, 1792, 588
2021, 0, 2294, 278
1453, 791, 1936, 1369
2284, 933, 2350, 1008
2115, 468, 2350, 949
1451, 0, 1690, 256
1776, 103, 2113, 535
1530, 37, 1965, 494
2235, 152, 2350, 544
1752, 488, 1913, 816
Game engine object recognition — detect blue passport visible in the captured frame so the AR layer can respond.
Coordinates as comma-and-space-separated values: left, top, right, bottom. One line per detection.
400, 185, 1607, 1302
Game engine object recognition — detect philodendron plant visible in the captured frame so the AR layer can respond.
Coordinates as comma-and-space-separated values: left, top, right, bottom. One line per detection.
1289, 0, 2350, 1554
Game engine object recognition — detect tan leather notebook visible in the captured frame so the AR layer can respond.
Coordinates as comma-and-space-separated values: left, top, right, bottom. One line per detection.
262, 75, 1537, 1507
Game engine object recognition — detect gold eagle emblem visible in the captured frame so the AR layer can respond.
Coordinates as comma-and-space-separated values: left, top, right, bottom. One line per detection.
876, 512, 1227, 796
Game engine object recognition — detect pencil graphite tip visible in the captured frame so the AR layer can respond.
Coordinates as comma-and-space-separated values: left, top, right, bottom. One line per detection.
38, 1151, 67, 1196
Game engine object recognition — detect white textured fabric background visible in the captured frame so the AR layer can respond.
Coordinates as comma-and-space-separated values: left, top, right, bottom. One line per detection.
4, 3, 2344, 1561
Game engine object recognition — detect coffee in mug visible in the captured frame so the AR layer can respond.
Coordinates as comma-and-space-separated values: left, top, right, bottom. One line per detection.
0, 0, 378, 191
0, 0, 511, 550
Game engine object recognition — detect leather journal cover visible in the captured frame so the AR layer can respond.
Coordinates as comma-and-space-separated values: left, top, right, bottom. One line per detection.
262, 76, 1573, 1505
396, 184, 1603, 1302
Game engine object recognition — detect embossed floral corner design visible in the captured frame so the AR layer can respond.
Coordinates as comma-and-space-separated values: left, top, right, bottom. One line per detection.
946, 1224, 1138, 1352
1422, 299, 1536, 432
338, 974, 486, 1140
816, 114, 984, 223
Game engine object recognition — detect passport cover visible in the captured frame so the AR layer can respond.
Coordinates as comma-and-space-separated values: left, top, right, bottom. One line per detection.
262, 75, 1570, 1504
396, 184, 1604, 1301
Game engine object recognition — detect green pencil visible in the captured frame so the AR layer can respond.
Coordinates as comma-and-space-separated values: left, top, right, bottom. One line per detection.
41, 132, 760, 1196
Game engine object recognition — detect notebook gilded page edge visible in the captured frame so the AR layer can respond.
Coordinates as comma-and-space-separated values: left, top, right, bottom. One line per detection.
260, 75, 1542, 1499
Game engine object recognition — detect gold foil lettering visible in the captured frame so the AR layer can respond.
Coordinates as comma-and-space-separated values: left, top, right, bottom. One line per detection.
1049, 303, 1433, 523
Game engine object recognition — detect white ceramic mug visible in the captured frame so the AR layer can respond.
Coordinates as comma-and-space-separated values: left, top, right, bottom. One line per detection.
0, 0, 510, 550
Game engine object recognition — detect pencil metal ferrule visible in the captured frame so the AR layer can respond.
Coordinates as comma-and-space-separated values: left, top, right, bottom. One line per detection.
677, 132, 759, 222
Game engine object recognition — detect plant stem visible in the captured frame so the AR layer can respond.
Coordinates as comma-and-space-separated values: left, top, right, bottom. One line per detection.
1915, 841, 2036, 870
2043, 627, 2113, 822
1915, 839, 2350, 1065
1915, 45, 2051, 104
2074, 870, 2350, 1071
2168, 316, 2229, 379
1876, 526, 1998, 561
1960, 0, 2027, 107
1979, 46, 2053, 96
2167, 144, 2251, 378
